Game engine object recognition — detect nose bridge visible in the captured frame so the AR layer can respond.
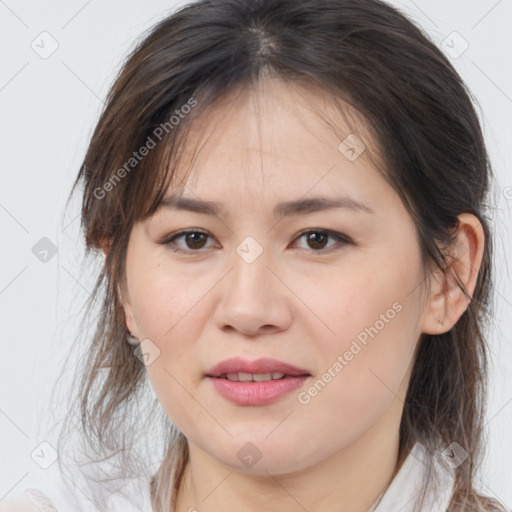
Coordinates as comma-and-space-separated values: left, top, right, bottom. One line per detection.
230, 235, 273, 303
214, 235, 292, 335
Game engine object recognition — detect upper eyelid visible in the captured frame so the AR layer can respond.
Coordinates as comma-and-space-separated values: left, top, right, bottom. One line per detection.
161, 228, 351, 250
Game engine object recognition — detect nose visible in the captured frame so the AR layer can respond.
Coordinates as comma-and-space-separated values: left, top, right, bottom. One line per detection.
213, 245, 293, 337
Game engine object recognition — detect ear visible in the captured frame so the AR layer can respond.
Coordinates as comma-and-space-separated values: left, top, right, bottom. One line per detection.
421, 213, 485, 335
102, 238, 140, 340
117, 282, 140, 339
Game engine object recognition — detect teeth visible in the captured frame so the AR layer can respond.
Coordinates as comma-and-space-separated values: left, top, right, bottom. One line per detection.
253, 372, 272, 381
223, 372, 287, 382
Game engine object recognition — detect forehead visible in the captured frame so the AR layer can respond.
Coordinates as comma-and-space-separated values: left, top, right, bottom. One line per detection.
163, 78, 386, 209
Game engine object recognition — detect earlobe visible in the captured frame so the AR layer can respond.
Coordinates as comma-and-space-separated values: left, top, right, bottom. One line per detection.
421, 213, 485, 335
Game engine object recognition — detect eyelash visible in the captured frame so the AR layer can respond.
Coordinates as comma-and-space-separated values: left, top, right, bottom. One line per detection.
158, 228, 352, 255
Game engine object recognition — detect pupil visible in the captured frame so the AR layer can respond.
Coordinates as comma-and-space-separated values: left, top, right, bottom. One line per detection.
308, 232, 326, 249
184, 232, 328, 250
187, 233, 206, 249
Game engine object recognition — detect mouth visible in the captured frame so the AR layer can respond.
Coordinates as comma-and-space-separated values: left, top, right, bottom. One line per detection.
206, 357, 311, 379
205, 357, 312, 405
213, 372, 304, 382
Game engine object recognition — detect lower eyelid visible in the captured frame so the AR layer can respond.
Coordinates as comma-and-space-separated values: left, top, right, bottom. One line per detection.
161, 229, 351, 253
293, 231, 350, 251
165, 231, 215, 251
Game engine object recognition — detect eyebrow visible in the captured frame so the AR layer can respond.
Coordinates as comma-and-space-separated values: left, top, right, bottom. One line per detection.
155, 194, 375, 217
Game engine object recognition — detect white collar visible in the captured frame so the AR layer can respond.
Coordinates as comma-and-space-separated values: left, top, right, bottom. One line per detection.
15, 441, 455, 512
371, 442, 455, 512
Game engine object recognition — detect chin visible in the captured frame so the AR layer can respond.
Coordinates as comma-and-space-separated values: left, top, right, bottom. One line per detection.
209, 435, 314, 475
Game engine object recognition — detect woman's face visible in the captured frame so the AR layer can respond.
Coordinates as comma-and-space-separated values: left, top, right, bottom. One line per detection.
121, 79, 432, 474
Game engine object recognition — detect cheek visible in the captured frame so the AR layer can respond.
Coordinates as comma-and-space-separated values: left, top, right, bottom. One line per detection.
125, 253, 216, 423
294, 300, 421, 457
308, 249, 422, 353
127, 253, 204, 341
300, 251, 423, 431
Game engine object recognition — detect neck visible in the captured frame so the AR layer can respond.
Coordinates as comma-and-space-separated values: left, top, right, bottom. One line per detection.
175, 396, 405, 512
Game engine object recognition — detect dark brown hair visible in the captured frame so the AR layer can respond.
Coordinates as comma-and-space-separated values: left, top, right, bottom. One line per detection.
57, 0, 508, 511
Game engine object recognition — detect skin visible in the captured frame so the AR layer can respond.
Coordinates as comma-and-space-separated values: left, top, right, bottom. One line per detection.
118, 78, 484, 512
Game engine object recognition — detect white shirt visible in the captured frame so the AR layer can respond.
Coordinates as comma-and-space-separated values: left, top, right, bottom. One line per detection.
372, 441, 455, 512
1, 441, 455, 511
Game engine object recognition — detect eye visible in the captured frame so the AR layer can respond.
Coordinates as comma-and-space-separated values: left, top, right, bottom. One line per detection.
158, 228, 351, 255
292, 229, 351, 253
159, 229, 216, 253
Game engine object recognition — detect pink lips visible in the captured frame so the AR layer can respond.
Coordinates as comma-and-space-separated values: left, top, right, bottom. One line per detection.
205, 357, 311, 406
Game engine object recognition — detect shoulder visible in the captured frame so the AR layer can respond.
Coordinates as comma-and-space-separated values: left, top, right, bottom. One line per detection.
2, 465, 152, 512
0, 475, 80, 512
0, 497, 42, 511
0, 487, 66, 511
0, 487, 85, 512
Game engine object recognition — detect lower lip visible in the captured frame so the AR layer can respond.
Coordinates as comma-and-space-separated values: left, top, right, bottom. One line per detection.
207, 375, 310, 405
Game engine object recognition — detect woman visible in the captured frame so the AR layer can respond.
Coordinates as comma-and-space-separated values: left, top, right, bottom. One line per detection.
2, 0, 509, 511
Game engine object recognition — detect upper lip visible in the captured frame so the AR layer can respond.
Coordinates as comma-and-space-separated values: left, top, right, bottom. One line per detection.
206, 357, 311, 378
